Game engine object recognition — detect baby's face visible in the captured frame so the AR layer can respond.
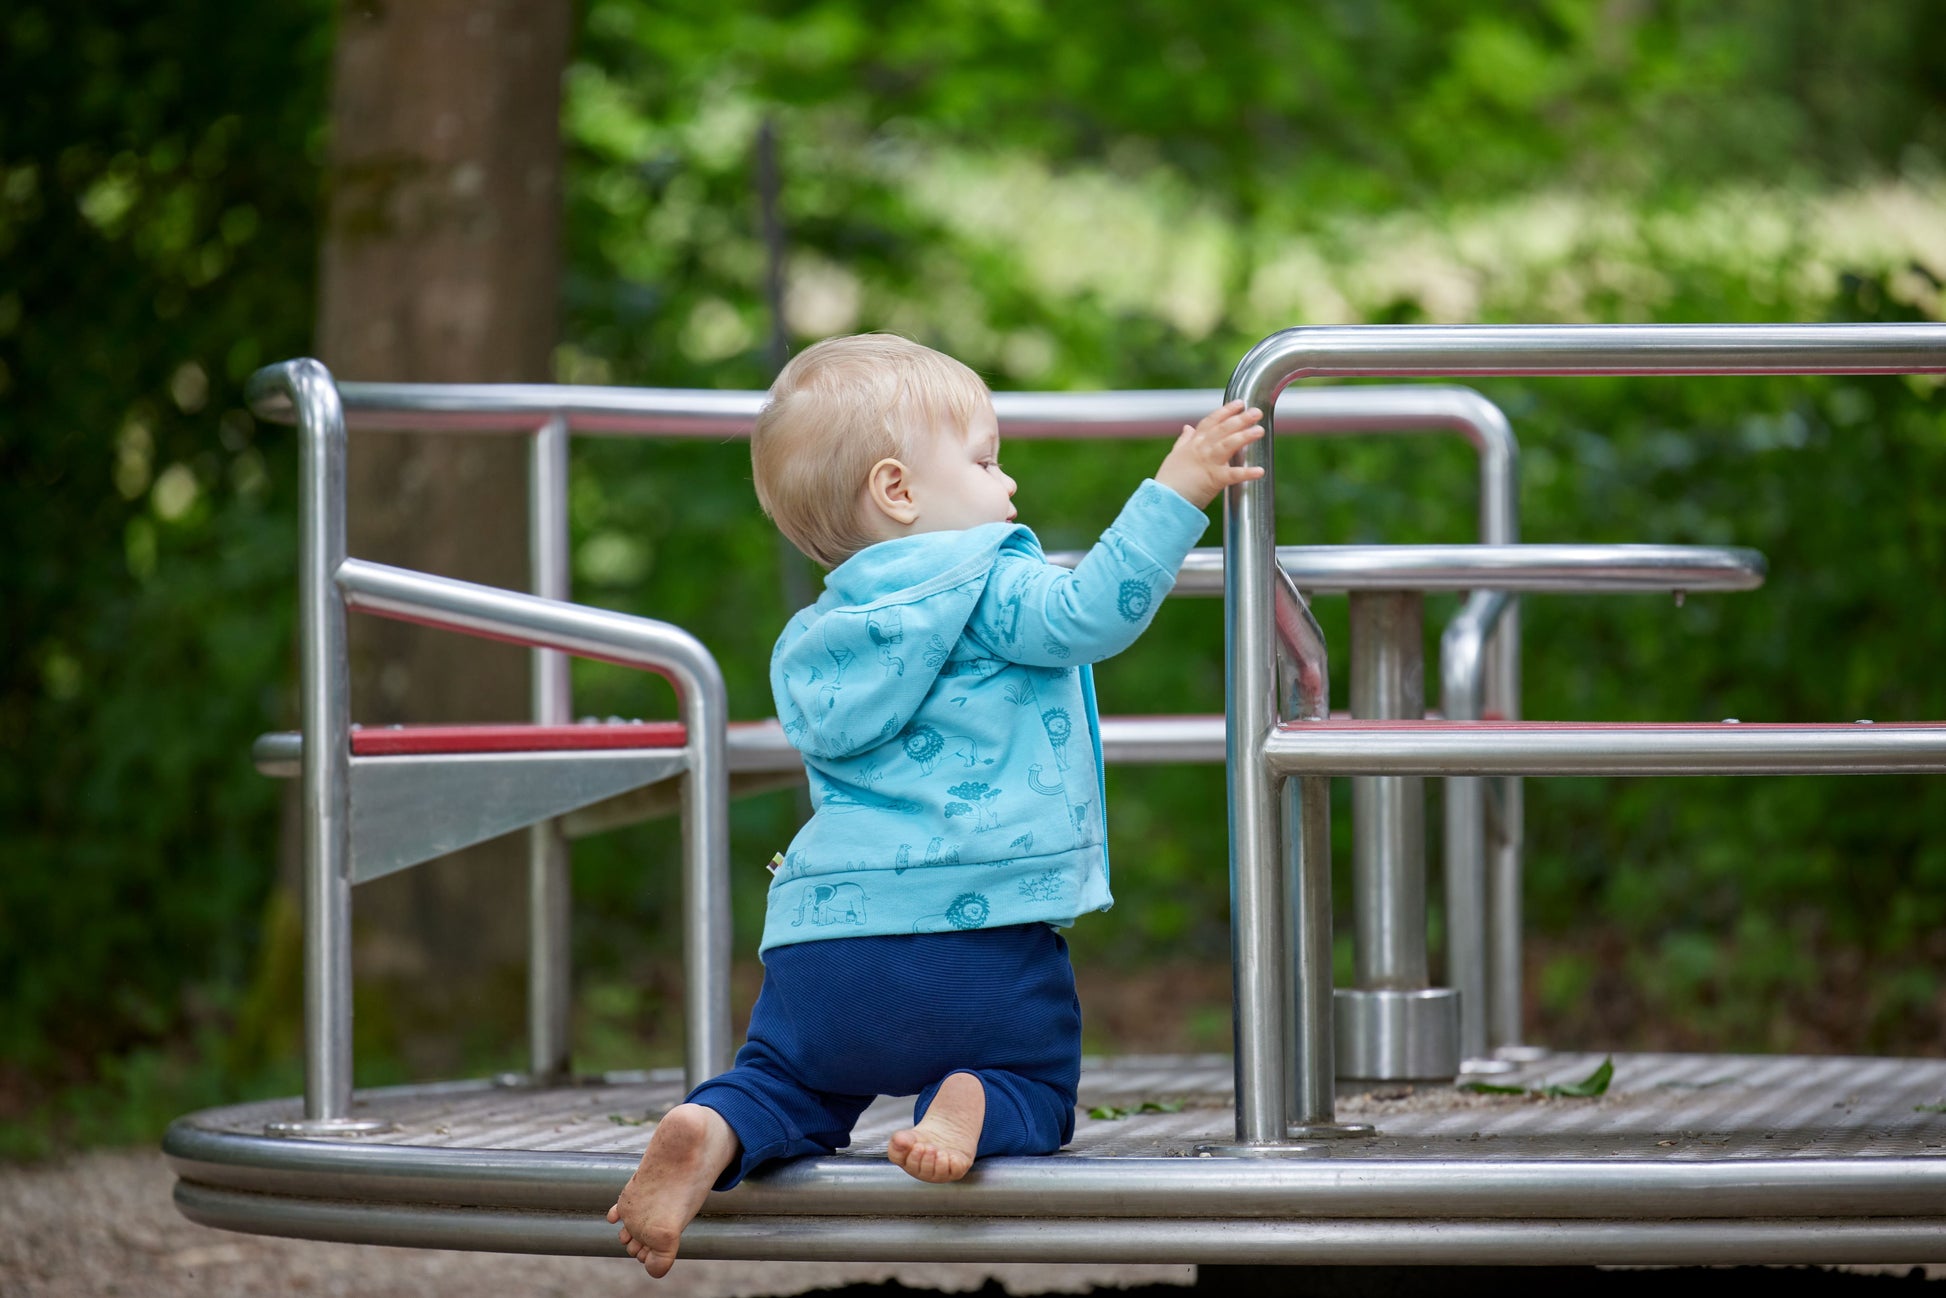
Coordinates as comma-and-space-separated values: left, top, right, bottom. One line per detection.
904, 402, 1018, 534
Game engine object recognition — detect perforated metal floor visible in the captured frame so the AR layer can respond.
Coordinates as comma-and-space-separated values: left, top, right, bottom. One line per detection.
176, 1051, 1946, 1161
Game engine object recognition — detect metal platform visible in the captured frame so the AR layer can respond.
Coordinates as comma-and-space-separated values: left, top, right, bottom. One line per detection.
166, 1051, 1946, 1266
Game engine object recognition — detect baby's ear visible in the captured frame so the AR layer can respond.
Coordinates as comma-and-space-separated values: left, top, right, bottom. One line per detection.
865, 457, 920, 526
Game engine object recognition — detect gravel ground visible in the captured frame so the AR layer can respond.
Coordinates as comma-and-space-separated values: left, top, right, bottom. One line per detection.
0, 1148, 1195, 1298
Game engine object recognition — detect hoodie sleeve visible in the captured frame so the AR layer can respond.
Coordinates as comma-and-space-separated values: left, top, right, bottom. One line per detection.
967, 478, 1211, 667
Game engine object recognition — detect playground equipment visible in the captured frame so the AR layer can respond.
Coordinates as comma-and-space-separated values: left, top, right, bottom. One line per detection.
167, 321, 1946, 1265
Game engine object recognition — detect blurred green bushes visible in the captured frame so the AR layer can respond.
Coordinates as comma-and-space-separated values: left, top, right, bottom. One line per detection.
5, 0, 1945, 1154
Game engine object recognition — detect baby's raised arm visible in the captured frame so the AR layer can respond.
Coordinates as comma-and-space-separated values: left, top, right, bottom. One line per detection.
966, 402, 1264, 667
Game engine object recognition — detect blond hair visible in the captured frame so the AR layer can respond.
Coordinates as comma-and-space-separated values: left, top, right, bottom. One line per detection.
752, 334, 991, 568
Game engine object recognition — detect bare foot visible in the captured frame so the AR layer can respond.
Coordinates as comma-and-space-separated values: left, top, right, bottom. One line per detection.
605, 1103, 739, 1278
888, 1071, 985, 1183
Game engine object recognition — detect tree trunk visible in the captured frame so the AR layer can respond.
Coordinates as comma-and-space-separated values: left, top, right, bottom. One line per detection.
309, 0, 573, 1073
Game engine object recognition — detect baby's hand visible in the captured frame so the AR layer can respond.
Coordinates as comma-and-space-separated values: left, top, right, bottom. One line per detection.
1155, 400, 1266, 509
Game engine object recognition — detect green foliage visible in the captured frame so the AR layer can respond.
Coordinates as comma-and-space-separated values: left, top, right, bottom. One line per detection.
0, 0, 329, 1102
1462, 1055, 1613, 1098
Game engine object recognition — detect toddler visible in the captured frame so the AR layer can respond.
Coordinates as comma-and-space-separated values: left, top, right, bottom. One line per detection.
610, 334, 1263, 1276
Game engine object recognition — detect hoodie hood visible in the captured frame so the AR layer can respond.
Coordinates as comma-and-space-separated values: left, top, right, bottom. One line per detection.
773, 522, 1030, 761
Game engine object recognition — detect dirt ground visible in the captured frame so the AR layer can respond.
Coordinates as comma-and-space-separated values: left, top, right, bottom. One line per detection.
0, 1147, 1195, 1298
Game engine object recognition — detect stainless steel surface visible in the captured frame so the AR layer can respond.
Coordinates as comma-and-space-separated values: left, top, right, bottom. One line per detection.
1489, 774, 1528, 1057
252, 714, 1236, 782
347, 750, 687, 883
332, 557, 736, 1087
167, 1181, 1946, 1265
1440, 591, 1513, 1065
165, 1051, 1946, 1261
529, 415, 573, 1082
1131, 544, 1767, 594
1265, 720, 1946, 777
1274, 570, 1346, 1133
1227, 324, 1946, 398
246, 360, 356, 1131
247, 381, 1518, 445
723, 715, 1232, 773
1223, 380, 1291, 1147
1334, 988, 1463, 1083
1349, 593, 1429, 991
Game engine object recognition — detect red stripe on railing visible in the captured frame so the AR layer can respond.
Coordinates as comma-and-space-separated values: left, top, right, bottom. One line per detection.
350, 722, 688, 755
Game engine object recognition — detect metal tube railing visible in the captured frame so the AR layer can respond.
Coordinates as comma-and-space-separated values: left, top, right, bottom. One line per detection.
1440, 591, 1513, 1065
1223, 320, 1946, 1145
527, 415, 573, 1082
1263, 720, 1946, 777
245, 361, 370, 1136
334, 558, 734, 1088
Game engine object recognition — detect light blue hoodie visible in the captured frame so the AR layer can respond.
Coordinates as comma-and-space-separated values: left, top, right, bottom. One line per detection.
762, 478, 1210, 954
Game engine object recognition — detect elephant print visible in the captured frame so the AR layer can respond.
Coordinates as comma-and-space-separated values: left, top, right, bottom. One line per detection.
791, 881, 869, 928
868, 610, 905, 676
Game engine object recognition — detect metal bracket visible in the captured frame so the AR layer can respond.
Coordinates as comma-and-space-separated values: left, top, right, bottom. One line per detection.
350, 749, 688, 883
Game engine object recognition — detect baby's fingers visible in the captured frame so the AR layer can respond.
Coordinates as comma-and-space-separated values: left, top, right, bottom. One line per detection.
1217, 421, 1266, 452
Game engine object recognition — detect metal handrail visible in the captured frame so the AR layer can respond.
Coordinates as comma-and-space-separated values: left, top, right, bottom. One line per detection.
336, 558, 733, 1090
1219, 321, 1946, 1149
1054, 544, 1768, 595
1262, 719, 1946, 776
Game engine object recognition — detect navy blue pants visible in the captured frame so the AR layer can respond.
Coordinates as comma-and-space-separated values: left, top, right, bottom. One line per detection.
686, 923, 1082, 1189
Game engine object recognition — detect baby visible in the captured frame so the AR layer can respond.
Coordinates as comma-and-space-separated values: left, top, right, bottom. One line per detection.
610, 334, 1263, 1276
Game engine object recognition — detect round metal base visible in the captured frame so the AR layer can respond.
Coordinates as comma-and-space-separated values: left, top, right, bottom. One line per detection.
1192, 1140, 1334, 1158
1287, 1122, 1378, 1141
263, 1116, 397, 1138
1335, 987, 1462, 1082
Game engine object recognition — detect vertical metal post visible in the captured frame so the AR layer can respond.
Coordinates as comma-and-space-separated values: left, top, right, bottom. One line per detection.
1273, 569, 1372, 1140
680, 660, 735, 1088
255, 359, 390, 1137
1337, 592, 1460, 1082
528, 415, 573, 1082
1349, 593, 1428, 987
1466, 398, 1533, 1058
1440, 590, 1512, 1069
1215, 385, 1292, 1149
1488, 775, 1532, 1057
